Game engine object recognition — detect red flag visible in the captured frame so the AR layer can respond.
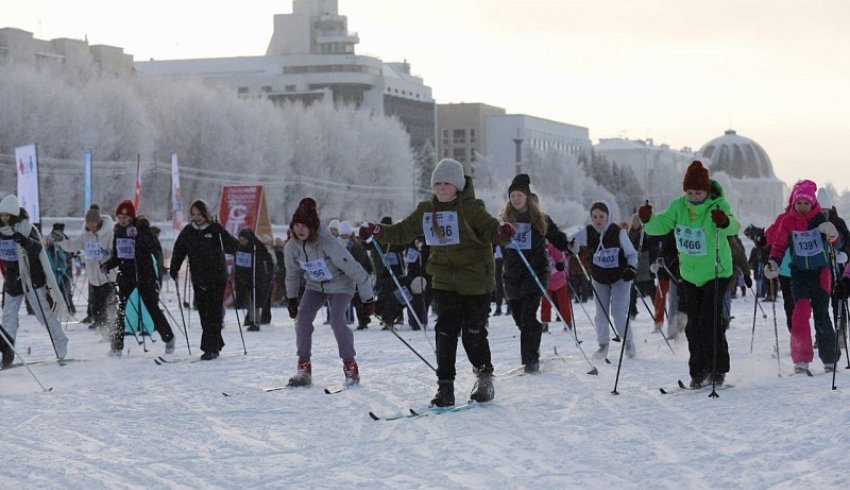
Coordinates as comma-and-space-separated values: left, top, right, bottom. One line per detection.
134, 151, 142, 210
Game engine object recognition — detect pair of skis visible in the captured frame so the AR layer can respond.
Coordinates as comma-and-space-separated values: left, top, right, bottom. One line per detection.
659, 380, 734, 395
368, 401, 480, 421
221, 384, 351, 397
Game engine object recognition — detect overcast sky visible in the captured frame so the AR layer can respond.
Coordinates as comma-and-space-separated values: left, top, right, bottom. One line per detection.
5, 0, 850, 191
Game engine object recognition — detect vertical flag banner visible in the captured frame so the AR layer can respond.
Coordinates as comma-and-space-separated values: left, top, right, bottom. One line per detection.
83, 150, 93, 213
15, 143, 40, 224
171, 153, 183, 231
134, 151, 142, 210
218, 185, 272, 307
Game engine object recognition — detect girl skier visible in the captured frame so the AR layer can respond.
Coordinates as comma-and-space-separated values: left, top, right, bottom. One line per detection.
170, 199, 239, 360
541, 241, 573, 332
763, 180, 841, 373
570, 200, 638, 359
284, 198, 375, 387
499, 175, 571, 372
0, 194, 69, 364
359, 158, 515, 407
639, 161, 739, 387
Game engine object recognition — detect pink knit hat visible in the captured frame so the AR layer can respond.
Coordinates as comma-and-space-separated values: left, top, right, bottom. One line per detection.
790, 180, 818, 206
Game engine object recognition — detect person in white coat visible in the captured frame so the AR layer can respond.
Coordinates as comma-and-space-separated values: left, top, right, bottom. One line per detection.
569, 201, 639, 359
56, 204, 117, 332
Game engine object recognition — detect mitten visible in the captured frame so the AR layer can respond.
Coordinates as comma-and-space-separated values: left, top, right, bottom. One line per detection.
711, 209, 729, 228
621, 266, 636, 282
287, 298, 299, 319
818, 222, 838, 242
638, 204, 653, 223
358, 222, 383, 242
567, 239, 581, 255
496, 222, 516, 242
744, 274, 753, 289
763, 260, 780, 280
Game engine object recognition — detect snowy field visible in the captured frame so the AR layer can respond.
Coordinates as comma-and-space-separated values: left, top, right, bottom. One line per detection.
2, 283, 850, 489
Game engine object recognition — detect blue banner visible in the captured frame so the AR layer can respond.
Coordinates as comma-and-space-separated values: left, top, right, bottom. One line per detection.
83, 150, 92, 213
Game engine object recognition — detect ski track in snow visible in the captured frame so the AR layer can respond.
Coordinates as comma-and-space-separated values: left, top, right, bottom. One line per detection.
2, 288, 850, 489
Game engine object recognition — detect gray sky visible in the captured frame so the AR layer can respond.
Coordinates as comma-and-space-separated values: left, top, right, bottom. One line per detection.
5, 0, 850, 190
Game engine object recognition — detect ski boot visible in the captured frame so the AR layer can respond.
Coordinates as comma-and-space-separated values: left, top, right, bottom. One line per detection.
343, 359, 360, 386
469, 366, 495, 403
541, 323, 549, 333
793, 362, 809, 375
493, 306, 503, 317
592, 343, 609, 360
164, 337, 176, 355
200, 351, 219, 361
524, 360, 540, 374
825, 364, 836, 373
709, 371, 725, 386
430, 380, 455, 408
689, 372, 706, 388
625, 341, 636, 359
288, 358, 312, 387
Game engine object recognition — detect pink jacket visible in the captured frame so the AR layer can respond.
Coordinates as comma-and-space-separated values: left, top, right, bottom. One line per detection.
546, 242, 567, 291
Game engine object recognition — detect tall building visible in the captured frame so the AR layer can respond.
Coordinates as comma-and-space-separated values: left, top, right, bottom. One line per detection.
135, 0, 435, 152
437, 103, 506, 167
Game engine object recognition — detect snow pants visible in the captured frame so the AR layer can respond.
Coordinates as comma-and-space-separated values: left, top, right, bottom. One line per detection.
195, 282, 226, 355
508, 293, 543, 365
296, 289, 355, 360
592, 279, 633, 345
681, 277, 731, 379
541, 285, 572, 326
654, 276, 671, 326
432, 289, 493, 381
113, 280, 174, 351
1, 288, 68, 359
790, 268, 839, 366
89, 282, 117, 329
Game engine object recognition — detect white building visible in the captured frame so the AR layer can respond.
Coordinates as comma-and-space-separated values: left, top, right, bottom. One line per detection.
135, 0, 435, 152
485, 114, 591, 180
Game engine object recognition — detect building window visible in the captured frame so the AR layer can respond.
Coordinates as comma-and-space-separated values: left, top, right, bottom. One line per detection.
453, 148, 466, 162
452, 129, 466, 145
285, 85, 296, 92
469, 128, 476, 143
237, 87, 249, 94
443, 149, 449, 157
262, 86, 273, 93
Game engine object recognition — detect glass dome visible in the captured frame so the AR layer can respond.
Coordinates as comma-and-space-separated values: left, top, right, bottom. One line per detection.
697, 129, 775, 179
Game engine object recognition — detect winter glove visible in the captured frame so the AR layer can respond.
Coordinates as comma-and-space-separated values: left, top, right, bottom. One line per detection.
362, 299, 375, 319
555, 262, 566, 272
763, 260, 780, 280
834, 277, 850, 300
567, 239, 581, 255
287, 298, 299, 319
711, 208, 730, 228
496, 222, 516, 242
837, 252, 848, 265
358, 222, 383, 242
818, 221, 839, 242
621, 266, 637, 282
638, 203, 653, 223
12, 232, 27, 244
744, 273, 753, 289
649, 258, 663, 275
50, 231, 64, 243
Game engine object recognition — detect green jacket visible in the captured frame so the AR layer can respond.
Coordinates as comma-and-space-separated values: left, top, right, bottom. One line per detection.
643, 180, 740, 287
380, 176, 500, 295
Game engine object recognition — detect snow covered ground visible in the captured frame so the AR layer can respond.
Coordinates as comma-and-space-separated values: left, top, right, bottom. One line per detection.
2, 284, 850, 489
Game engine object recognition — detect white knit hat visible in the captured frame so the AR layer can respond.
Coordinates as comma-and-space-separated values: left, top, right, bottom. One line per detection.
0, 194, 20, 216
430, 158, 466, 192
328, 219, 341, 231
338, 220, 353, 236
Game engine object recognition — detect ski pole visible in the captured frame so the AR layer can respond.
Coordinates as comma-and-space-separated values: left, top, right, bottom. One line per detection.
220, 234, 247, 355
612, 217, 646, 395
160, 289, 190, 355
842, 298, 850, 369
172, 277, 191, 354
828, 242, 841, 389
632, 281, 675, 356
0, 327, 52, 392
510, 238, 598, 376
19, 245, 61, 359
566, 279, 593, 341
563, 280, 582, 344
749, 284, 760, 354
709, 216, 721, 399
370, 240, 435, 353
770, 275, 782, 377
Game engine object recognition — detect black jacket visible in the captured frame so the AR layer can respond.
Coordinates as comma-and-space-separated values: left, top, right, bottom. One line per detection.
170, 222, 238, 290
104, 218, 163, 289
235, 230, 274, 294
502, 214, 569, 300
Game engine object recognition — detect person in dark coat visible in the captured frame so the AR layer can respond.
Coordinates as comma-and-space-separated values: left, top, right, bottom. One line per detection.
339, 221, 374, 330
103, 200, 175, 356
370, 216, 406, 330
235, 228, 274, 331
499, 177, 571, 373
170, 199, 239, 359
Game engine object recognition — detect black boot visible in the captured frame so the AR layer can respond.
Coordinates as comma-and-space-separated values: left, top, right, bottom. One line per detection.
469, 367, 495, 403
430, 380, 455, 407
0, 330, 14, 369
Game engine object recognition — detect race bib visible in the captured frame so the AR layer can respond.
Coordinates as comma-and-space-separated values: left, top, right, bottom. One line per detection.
423, 212, 460, 246
404, 248, 420, 263
593, 248, 620, 269
300, 258, 333, 282
84, 241, 105, 261
116, 238, 136, 260
674, 225, 707, 257
511, 223, 532, 250
792, 229, 824, 257
235, 251, 252, 268
386, 252, 399, 266
0, 240, 19, 262
393, 285, 413, 305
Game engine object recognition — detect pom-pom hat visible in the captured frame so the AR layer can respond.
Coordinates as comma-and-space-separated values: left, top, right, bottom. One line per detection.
682, 160, 711, 193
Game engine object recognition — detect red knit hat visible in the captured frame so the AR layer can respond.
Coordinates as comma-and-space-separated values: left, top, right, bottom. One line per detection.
116, 200, 136, 219
290, 198, 320, 231
682, 160, 711, 193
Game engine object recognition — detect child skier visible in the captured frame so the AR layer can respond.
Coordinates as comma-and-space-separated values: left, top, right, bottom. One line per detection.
639, 161, 739, 387
359, 158, 515, 407
284, 198, 375, 387
763, 180, 841, 373
499, 175, 571, 372
569, 200, 638, 359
